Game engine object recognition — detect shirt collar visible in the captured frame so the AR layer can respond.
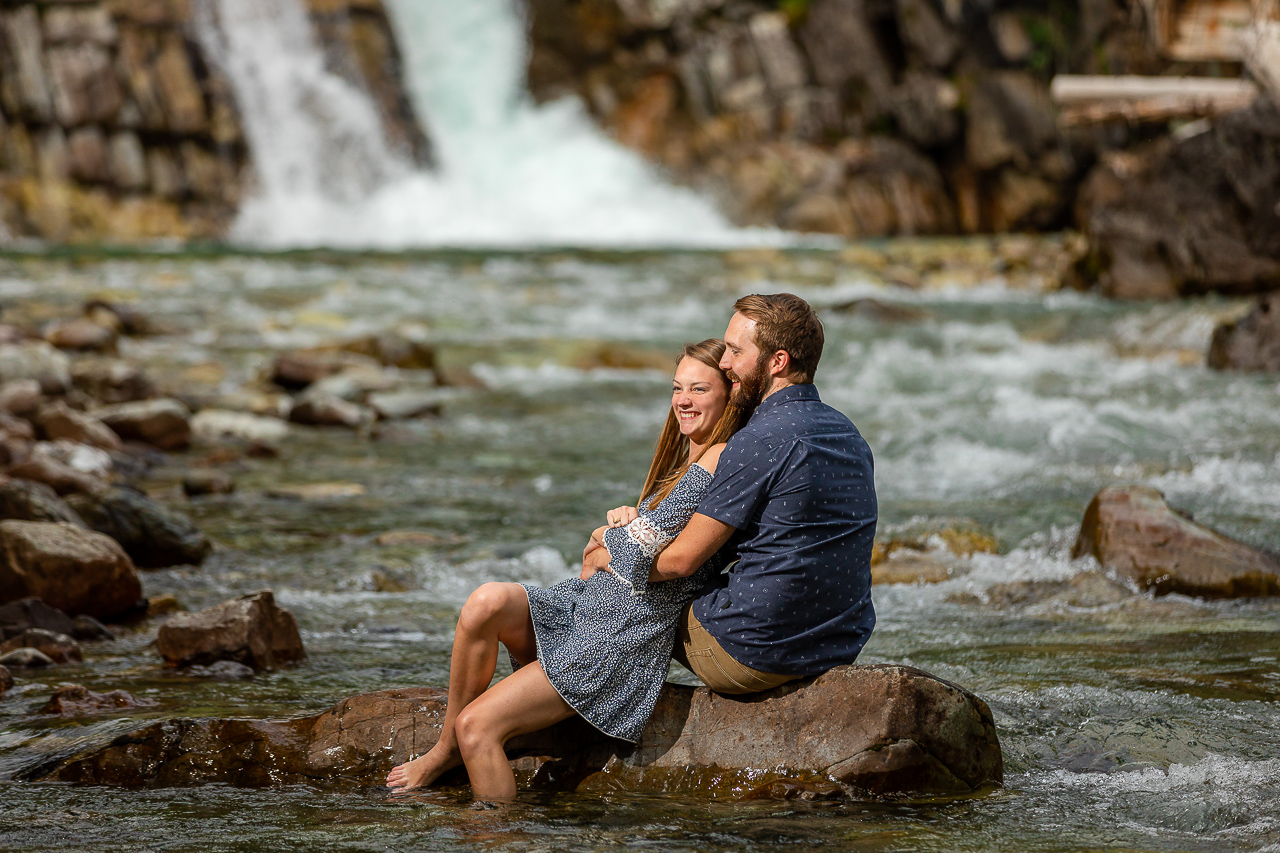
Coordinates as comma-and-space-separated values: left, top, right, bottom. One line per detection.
752, 383, 820, 418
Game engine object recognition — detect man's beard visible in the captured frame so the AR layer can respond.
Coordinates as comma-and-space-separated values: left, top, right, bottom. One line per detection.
729, 352, 770, 410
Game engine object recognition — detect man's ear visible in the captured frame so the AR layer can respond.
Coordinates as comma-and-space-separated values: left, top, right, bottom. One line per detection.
768, 349, 791, 378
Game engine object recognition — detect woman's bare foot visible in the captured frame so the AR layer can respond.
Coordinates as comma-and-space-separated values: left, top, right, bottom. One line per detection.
386, 743, 461, 790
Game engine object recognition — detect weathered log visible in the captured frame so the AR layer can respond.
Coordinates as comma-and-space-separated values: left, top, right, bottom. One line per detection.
31, 665, 1003, 800
1051, 75, 1259, 125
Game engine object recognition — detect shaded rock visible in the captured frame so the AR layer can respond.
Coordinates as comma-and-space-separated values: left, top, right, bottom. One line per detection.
0, 663, 11, 694
0, 479, 86, 526
270, 349, 382, 390
71, 614, 113, 641
1072, 486, 1280, 597
0, 520, 141, 619
190, 409, 289, 447
156, 591, 305, 671
41, 684, 152, 715
66, 486, 211, 569
1207, 293, 1280, 372
45, 318, 117, 353
0, 628, 82, 663
36, 665, 1001, 798
0, 343, 71, 394
95, 399, 191, 451
35, 402, 122, 452
0, 647, 54, 669
0, 379, 44, 416
182, 470, 234, 497
0, 596, 77, 640
70, 358, 155, 404
288, 394, 368, 428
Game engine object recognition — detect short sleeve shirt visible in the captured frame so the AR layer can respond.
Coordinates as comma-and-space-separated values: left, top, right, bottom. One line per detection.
693, 383, 877, 676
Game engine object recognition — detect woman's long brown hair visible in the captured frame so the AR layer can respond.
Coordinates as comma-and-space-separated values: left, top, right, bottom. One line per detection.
638, 339, 752, 508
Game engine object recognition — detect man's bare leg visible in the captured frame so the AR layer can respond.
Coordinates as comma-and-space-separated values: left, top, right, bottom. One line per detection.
386, 582, 537, 790
454, 660, 575, 801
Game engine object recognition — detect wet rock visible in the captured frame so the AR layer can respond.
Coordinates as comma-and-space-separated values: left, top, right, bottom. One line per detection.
0, 647, 54, 669
0, 478, 86, 526
1072, 486, 1280, 598
35, 402, 122, 452
0, 663, 11, 694
872, 552, 952, 585
41, 684, 152, 715
0, 628, 82, 663
951, 571, 1134, 609
288, 394, 368, 428
146, 593, 183, 618
156, 590, 305, 671
182, 470, 234, 497
190, 409, 289, 447
1207, 293, 1280, 373
70, 358, 155, 404
0, 520, 141, 619
183, 660, 254, 680
94, 399, 191, 451
45, 318, 117, 353
0, 342, 71, 394
0, 596, 77, 640
367, 390, 442, 420
66, 486, 211, 569
270, 349, 382, 390
71, 614, 113, 641
37, 665, 1001, 798
0, 379, 44, 417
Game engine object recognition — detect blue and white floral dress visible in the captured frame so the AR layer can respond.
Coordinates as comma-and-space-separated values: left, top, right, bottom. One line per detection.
520, 462, 725, 742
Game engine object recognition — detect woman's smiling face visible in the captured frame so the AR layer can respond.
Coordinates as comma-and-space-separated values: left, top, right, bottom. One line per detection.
671, 356, 729, 446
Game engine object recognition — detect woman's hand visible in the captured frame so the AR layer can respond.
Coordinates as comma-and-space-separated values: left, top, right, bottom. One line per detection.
580, 541, 612, 580
606, 506, 639, 528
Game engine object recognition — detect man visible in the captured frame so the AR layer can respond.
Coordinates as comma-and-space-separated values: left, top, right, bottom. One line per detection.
649, 293, 877, 693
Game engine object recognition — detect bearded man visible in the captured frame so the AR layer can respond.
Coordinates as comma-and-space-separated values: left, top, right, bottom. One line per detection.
650, 292, 877, 692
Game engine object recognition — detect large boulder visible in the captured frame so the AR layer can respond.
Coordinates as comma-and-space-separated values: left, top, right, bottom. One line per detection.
1072, 486, 1280, 597
0, 478, 86, 526
33, 665, 1002, 799
156, 591, 305, 670
66, 486, 211, 568
0, 520, 141, 619
94, 399, 191, 450
1207, 293, 1280, 372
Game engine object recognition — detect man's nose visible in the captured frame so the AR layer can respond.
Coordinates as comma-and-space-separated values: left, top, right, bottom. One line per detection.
719, 354, 732, 371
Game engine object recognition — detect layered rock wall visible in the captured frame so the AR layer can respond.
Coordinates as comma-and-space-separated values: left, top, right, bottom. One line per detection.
0, 0, 426, 242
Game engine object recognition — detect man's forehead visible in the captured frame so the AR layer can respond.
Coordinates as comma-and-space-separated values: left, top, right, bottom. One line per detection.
725, 312, 757, 342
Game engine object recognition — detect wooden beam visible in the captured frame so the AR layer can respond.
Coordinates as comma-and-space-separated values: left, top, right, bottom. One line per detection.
1050, 74, 1259, 124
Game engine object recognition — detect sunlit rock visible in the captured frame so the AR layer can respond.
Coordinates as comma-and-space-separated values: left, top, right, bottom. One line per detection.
0, 343, 71, 395
156, 590, 305, 671
288, 394, 368, 428
36, 665, 1002, 799
44, 317, 118, 353
0, 520, 141, 619
190, 409, 289, 447
1073, 486, 1280, 598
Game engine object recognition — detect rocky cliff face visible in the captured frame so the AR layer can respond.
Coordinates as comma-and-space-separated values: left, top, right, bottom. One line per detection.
524, 0, 1226, 240
0, 0, 427, 242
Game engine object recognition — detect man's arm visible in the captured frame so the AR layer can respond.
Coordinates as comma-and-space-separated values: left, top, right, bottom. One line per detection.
649, 513, 735, 582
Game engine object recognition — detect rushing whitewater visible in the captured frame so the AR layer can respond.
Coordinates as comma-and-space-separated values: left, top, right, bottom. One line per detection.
195, 0, 761, 248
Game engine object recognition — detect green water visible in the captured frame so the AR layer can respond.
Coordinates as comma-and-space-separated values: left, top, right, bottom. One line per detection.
1, 244, 1278, 852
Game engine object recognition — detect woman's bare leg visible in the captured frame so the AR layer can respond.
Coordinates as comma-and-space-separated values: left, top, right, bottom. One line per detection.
386, 582, 537, 790
454, 661, 575, 801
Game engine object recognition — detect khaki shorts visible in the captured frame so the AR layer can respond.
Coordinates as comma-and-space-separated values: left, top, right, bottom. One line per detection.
672, 603, 796, 695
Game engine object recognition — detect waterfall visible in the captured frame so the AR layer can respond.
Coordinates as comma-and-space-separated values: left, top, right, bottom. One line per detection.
198, 0, 770, 248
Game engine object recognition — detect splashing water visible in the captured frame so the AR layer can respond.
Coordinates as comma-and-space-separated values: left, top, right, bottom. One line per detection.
198, 0, 767, 248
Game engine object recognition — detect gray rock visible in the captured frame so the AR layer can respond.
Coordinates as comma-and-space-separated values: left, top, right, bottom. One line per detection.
66, 486, 211, 569
95, 399, 191, 450
1208, 293, 1280, 372
0, 343, 71, 395
0, 479, 86, 526
0, 597, 77, 640
0, 647, 54, 669
7, 444, 108, 496
0, 520, 141, 619
367, 390, 443, 421
157, 590, 305, 671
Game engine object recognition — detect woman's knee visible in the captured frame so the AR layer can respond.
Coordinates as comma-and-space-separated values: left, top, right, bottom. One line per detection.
454, 706, 496, 758
458, 582, 513, 635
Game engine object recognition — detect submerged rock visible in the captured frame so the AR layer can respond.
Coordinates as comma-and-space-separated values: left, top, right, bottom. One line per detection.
66, 486, 211, 569
156, 591, 305, 671
35, 665, 1002, 799
1207, 293, 1280, 373
41, 684, 151, 715
0, 520, 141, 619
0, 628, 82, 663
1073, 486, 1280, 597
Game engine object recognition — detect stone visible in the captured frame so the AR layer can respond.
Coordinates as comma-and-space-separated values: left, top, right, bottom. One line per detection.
0, 520, 141, 619
0, 479, 86, 526
951, 571, 1134, 611
270, 349, 382, 390
190, 409, 289, 446
108, 132, 149, 191
989, 169, 1063, 232
289, 395, 368, 428
990, 12, 1034, 63
36, 665, 1002, 798
896, 0, 960, 70
156, 590, 305, 671
66, 486, 211, 569
1207, 293, 1280, 372
0, 628, 82, 663
94, 398, 191, 450
70, 358, 155, 404
1072, 486, 1280, 598
154, 31, 208, 133
71, 614, 114, 641
46, 318, 117, 353
872, 552, 952, 585
748, 12, 807, 95
888, 72, 961, 149
305, 368, 400, 403
367, 390, 442, 421
0, 597, 77, 640
66, 126, 112, 184
0, 343, 71, 394
964, 72, 1057, 173
42, 7, 118, 45
182, 470, 234, 497
146, 593, 182, 618
797, 0, 893, 112
1, 7, 54, 120
34, 126, 70, 181
266, 482, 366, 500
28, 440, 115, 481
41, 684, 151, 715
0, 379, 43, 416
0, 663, 11, 693
46, 43, 122, 126
183, 659, 254, 680
83, 300, 152, 337
35, 402, 122, 452
7, 449, 106, 496
0, 647, 53, 669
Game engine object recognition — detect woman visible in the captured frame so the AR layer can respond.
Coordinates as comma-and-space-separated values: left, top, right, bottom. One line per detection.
386, 339, 750, 800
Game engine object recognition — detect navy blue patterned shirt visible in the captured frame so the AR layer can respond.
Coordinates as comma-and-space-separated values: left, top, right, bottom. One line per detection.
692, 383, 877, 676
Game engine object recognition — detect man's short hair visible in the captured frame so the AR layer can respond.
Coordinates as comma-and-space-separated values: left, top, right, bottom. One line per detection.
733, 293, 824, 383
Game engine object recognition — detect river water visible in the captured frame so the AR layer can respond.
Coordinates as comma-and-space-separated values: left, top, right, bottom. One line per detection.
1, 244, 1279, 852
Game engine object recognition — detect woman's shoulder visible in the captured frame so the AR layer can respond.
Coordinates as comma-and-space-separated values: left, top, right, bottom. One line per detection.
692, 443, 727, 475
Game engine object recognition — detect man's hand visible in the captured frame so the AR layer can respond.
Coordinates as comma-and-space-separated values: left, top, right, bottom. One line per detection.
580, 542, 612, 580
650, 513, 735, 581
